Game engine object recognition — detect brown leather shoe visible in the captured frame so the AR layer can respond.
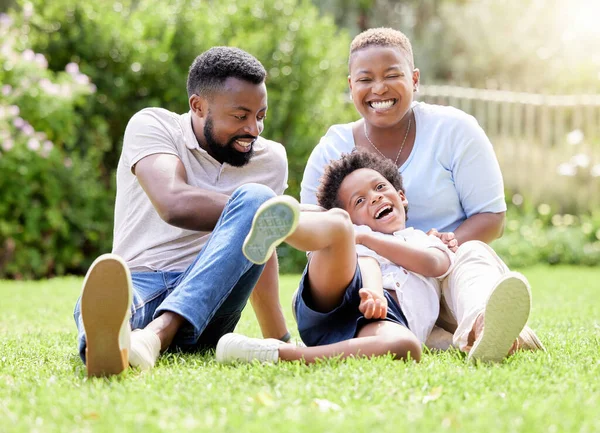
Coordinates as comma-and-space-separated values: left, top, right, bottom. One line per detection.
516, 325, 546, 352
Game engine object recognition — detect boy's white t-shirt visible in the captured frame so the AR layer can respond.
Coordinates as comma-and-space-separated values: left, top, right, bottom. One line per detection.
112, 107, 288, 272
300, 102, 506, 233
354, 225, 455, 343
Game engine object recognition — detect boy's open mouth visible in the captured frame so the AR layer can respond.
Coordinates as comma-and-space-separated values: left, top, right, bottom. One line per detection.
375, 204, 393, 219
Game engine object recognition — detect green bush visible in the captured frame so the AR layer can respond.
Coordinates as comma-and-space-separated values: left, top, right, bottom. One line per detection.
492, 201, 600, 268
9, 0, 355, 275
0, 11, 113, 278
21, 0, 355, 195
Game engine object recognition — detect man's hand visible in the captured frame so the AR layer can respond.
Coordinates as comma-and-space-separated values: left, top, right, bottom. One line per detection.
427, 229, 458, 252
358, 288, 388, 320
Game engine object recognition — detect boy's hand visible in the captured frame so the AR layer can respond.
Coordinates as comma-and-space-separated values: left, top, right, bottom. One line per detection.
427, 229, 458, 252
358, 288, 388, 319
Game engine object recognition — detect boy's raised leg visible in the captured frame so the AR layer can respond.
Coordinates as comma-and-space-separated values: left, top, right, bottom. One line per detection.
243, 195, 300, 265
244, 195, 358, 313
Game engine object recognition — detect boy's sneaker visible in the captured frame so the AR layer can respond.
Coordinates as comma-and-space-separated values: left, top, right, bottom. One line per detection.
81, 254, 132, 377
216, 333, 283, 363
243, 195, 300, 264
468, 271, 532, 363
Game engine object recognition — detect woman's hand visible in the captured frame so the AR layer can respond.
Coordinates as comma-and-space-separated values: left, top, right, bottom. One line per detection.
358, 288, 388, 319
427, 228, 458, 252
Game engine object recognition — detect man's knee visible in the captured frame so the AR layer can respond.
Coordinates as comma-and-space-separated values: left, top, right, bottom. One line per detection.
231, 183, 276, 208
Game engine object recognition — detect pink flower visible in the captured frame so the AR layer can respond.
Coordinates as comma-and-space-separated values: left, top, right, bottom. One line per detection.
2, 139, 14, 151
22, 123, 35, 136
1, 85, 11, 96
13, 117, 25, 128
22, 49, 35, 62
65, 62, 79, 74
64, 157, 73, 168
74, 73, 90, 85
40, 140, 53, 158
27, 138, 40, 151
34, 53, 48, 68
7, 105, 19, 116
0, 13, 12, 28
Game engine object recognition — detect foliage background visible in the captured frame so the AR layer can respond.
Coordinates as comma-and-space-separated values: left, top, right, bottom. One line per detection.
1, 0, 599, 278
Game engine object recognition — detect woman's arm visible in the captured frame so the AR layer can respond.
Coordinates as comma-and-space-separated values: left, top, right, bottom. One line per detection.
452, 212, 505, 245
357, 232, 451, 278
429, 211, 505, 248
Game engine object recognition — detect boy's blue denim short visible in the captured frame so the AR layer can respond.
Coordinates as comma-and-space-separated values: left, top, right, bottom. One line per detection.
294, 262, 410, 347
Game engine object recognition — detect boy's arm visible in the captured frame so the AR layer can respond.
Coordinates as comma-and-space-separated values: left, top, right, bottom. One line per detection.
356, 232, 450, 278
357, 256, 387, 320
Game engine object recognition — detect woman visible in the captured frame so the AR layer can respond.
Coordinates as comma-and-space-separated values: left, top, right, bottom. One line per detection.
300, 27, 543, 353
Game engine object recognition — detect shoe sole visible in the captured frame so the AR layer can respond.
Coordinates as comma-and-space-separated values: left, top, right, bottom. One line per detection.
242, 196, 300, 265
468, 272, 531, 363
81, 254, 132, 377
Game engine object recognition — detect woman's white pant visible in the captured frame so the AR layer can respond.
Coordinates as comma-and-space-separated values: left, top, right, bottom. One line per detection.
440, 240, 513, 350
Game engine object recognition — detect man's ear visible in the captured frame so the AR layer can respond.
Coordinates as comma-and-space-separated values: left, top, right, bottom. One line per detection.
189, 94, 208, 118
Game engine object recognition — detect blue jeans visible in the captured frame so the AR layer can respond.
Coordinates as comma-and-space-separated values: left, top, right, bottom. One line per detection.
74, 183, 276, 362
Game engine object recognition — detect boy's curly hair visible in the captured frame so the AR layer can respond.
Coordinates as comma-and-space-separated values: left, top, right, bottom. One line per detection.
317, 150, 405, 210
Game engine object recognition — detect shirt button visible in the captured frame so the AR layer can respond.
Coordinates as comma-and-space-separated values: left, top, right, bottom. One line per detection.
396, 282, 400, 287
403, 270, 408, 275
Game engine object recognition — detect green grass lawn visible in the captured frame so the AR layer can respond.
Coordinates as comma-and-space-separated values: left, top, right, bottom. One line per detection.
1, 265, 599, 433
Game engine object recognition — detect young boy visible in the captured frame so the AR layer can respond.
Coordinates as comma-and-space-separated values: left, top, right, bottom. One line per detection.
216, 151, 532, 363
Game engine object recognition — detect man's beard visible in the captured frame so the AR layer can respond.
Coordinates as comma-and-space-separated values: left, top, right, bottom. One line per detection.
203, 116, 255, 167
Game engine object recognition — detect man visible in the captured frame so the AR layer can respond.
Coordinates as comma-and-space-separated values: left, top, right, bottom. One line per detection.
73, 47, 292, 377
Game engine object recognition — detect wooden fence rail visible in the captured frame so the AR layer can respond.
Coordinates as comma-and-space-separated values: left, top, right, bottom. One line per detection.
417, 85, 600, 213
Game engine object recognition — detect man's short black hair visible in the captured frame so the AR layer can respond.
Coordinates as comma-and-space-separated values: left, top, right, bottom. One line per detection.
317, 150, 405, 210
186, 47, 267, 98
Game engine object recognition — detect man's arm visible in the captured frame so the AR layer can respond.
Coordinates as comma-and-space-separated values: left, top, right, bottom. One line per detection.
134, 153, 229, 231
357, 232, 450, 278
136, 152, 292, 339
250, 253, 290, 340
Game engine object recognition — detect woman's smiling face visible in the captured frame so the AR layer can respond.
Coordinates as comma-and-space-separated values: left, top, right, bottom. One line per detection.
348, 45, 419, 128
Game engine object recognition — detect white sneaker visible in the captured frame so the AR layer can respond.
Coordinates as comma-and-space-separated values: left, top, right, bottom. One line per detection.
129, 328, 161, 371
468, 272, 532, 363
80, 254, 132, 377
243, 195, 300, 264
216, 333, 282, 363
